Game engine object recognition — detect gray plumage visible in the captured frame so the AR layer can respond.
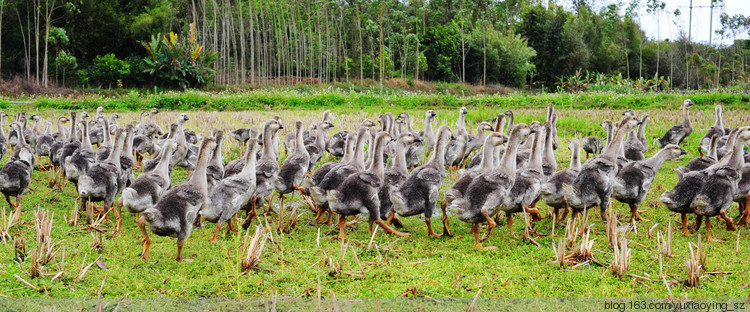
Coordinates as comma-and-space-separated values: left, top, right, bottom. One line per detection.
656, 99, 694, 148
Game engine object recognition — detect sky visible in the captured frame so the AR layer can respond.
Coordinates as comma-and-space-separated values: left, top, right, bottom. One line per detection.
566, 0, 750, 45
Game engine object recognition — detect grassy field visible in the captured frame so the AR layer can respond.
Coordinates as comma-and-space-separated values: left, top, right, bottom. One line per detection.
0, 96, 749, 305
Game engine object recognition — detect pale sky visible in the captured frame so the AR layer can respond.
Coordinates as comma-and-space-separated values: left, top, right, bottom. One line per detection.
565, 0, 750, 45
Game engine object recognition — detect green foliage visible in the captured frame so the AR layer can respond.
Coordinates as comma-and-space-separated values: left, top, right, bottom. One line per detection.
47, 27, 69, 46
90, 54, 131, 88
142, 25, 218, 89
421, 22, 460, 82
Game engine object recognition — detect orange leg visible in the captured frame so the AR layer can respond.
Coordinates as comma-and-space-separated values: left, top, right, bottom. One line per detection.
682, 213, 689, 236
337, 214, 347, 240
719, 210, 736, 231
175, 239, 184, 262
441, 200, 453, 237
426, 217, 442, 238
138, 217, 151, 260
209, 222, 222, 242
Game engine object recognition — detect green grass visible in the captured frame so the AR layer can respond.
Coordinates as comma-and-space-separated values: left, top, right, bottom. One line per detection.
0, 100, 749, 306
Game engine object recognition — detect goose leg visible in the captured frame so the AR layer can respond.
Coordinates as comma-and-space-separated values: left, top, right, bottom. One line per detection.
374, 219, 411, 237
175, 238, 184, 262
137, 217, 151, 260
472, 223, 482, 249
506, 214, 514, 235
242, 197, 258, 230
441, 200, 453, 237
719, 210, 736, 231
277, 194, 285, 232
556, 198, 570, 224
426, 217, 442, 238
326, 210, 334, 226
114, 198, 123, 236
629, 203, 650, 222
682, 213, 689, 236
737, 194, 750, 226
524, 204, 542, 222
697, 146, 703, 157
705, 217, 712, 242
368, 218, 375, 233
337, 214, 347, 240
209, 222, 222, 242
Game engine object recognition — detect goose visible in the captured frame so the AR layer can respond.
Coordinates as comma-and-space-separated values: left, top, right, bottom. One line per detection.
0, 111, 8, 160
624, 115, 649, 161
117, 124, 136, 194
581, 136, 603, 159
231, 127, 254, 154
35, 121, 55, 170
78, 128, 125, 220
390, 125, 453, 237
675, 134, 720, 180
144, 114, 189, 174
140, 137, 216, 261
0, 123, 34, 213
305, 121, 334, 171
515, 121, 540, 169
306, 131, 356, 224
562, 116, 640, 221
284, 111, 329, 154
396, 112, 423, 169
132, 130, 157, 166
27, 114, 42, 149
141, 123, 179, 174
183, 129, 199, 145
327, 119, 375, 158
421, 110, 438, 158
141, 108, 161, 136
468, 114, 506, 169
87, 107, 106, 147
273, 121, 310, 214
542, 118, 558, 177
94, 117, 113, 161
206, 130, 225, 191
328, 132, 411, 239
443, 132, 508, 236
613, 144, 687, 222
462, 122, 494, 167
734, 161, 750, 227
58, 112, 81, 187
52, 115, 69, 143
717, 127, 740, 160
121, 139, 177, 236
691, 127, 750, 241
656, 99, 693, 148
225, 127, 260, 177
445, 107, 469, 172
378, 132, 422, 228
499, 122, 549, 233
65, 116, 96, 190
203, 138, 259, 241
108, 113, 121, 134
541, 138, 582, 223
240, 119, 283, 229
545, 104, 559, 150
699, 105, 728, 155
448, 124, 533, 248
309, 128, 371, 222
7, 113, 20, 150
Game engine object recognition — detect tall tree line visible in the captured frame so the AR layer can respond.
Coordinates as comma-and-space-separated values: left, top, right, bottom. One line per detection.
0, 0, 749, 89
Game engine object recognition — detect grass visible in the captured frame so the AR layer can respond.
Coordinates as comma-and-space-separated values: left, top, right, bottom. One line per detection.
0, 98, 749, 306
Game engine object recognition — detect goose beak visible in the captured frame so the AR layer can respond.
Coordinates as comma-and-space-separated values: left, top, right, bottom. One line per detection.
278, 124, 284, 129
328, 122, 335, 128
450, 135, 455, 140
431, 112, 437, 117
414, 137, 423, 143
680, 148, 688, 155
529, 128, 537, 134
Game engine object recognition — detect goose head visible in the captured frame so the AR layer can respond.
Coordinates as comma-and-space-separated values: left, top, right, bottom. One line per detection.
485, 132, 509, 147
436, 126, 453, 143
0, 111, 7, 119
320, 121, 335, 131
397, 132, 420, 146
569, 138, 580, 151
360, 119, 376, 128
683, 99, 694, 108
178, 113, 189, 124
96, 106, 105, 117
477, 122, 493, 133
110, 113, 121, 122
322, 110, 332, 122
662, 144, 688, 161
600, 120, 614, 134
58, 116, 69, 123
621, 109, 636, 118
425, 110, 437, 121
150, 108, 160, 115
80, 111, 90, 121
509, 123, 534, 144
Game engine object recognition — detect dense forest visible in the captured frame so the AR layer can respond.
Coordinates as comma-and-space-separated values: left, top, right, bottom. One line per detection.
0, 0, 749, 91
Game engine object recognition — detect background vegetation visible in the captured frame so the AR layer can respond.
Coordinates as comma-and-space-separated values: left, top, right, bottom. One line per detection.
0, 0, 748, 92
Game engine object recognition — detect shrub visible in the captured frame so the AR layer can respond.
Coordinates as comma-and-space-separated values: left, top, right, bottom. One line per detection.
90, 54, 131, 88
142, 23, 218, 89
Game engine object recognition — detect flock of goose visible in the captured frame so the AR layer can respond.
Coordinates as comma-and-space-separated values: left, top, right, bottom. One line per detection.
0, 99, 748, 260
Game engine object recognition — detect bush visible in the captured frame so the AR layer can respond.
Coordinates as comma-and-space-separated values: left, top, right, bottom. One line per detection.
143, 23, 218, 89
90, 53, 130, 88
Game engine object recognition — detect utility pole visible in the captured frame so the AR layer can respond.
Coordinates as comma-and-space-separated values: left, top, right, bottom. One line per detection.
688, 0, 693, 42
709, 0, 713, 46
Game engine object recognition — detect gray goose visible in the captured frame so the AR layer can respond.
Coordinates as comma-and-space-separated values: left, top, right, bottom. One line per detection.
240, 119, 283, 229
52, 115, 69, 143
448, 124, 532, 249
35, 121, 55, 170
309, 128, 371, 224
613, 144, 686, 222
581, 136, 603, 159
273, 121, 310, 214
421, 110, 438, 159
140, 108, 161, 136
305, 131, 357, 224
444, 107, 469, 172
699, 105, 729, 156
328, 132, 411, 239
396, 112, 423, 169
675, 134, 720, 180
78, 129, 125, 221
327, 119, 375, 158
225, 127, 260, 177
94, 117, 113, 161
624, 115, 649, 161
390, 125, 453, 237
305, 121, 334, 171
27, 114, 41, 149
0, 123, 34, 213
469, 114, 506, 169
206, 130, 225, 191
0, 111, 9, 160
87, 107, 105, 147
231, 127, 254, 154
141, 123, 179, 175
734, 160, 750, 227
542, 118, 558, 177
378, 132, 421, 228
64, 114, 96, 190
140, 137, 216, 261
562, 116, 640, 221
121, 139, 177, 237
655, 99, 693, 148
203, 139, 258, 241
691, 127, 750, 241
108, 113, 121, 134
58, 112, 82, 187
541, 138, 582, 223
462, 122, 494, 167
443, 132, 507, 236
